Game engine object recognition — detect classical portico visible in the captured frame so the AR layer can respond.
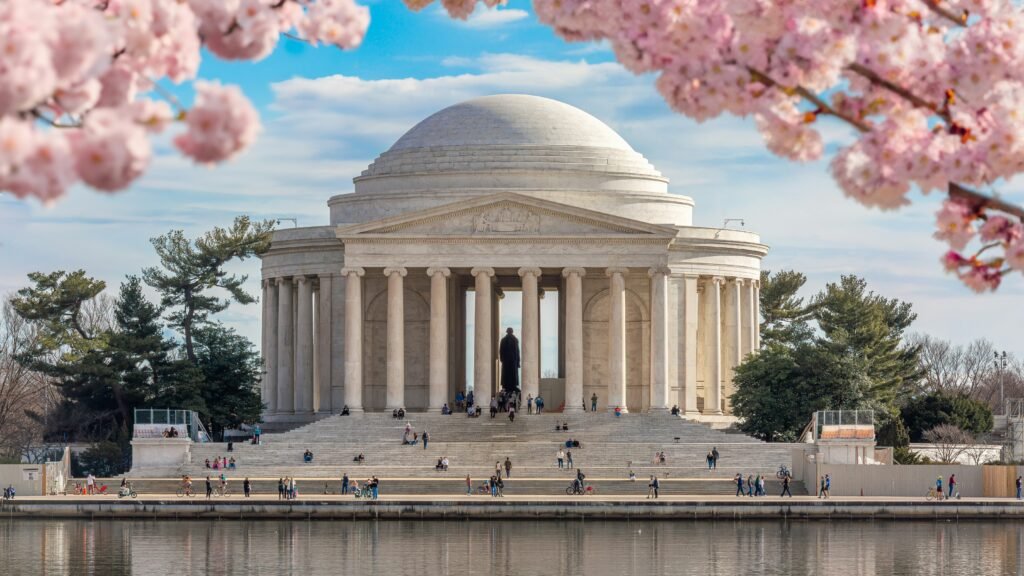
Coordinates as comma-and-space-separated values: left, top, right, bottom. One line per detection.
259, 94, 766, 422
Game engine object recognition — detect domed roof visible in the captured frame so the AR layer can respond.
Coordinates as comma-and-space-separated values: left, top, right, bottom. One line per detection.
388, 94, 634, 152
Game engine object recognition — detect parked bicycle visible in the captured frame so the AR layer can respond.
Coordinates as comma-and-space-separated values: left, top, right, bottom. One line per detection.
566, 482, 595, 496
776, 465, 791, 480
926, 487, 945, 501
176, 485, 195, 498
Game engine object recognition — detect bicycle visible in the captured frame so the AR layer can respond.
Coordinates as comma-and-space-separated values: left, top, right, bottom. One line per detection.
215, 484, 231, 497
117, 487, 137, 499
776, 465, 791, 480
566, 482, 595, 496
176, 486, 195, 498
926, 487, 944, 501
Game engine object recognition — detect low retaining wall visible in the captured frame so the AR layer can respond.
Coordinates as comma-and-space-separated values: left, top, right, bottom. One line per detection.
4, 498, 1024, 520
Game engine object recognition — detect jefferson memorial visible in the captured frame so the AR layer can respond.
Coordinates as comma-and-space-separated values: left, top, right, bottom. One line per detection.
259, 94, 766, 423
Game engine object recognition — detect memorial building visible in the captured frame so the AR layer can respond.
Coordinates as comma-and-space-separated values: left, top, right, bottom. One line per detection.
259, 94, 766, 422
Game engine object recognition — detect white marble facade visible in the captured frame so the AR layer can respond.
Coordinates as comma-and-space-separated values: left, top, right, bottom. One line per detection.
260, 95, 766, 422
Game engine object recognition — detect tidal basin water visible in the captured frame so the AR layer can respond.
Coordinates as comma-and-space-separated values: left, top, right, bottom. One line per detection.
3, 518, 1024, 576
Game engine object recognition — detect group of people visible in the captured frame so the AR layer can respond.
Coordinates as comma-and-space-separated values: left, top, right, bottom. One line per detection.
278, 477, 299, 499
2, 485, 14, 500
391, 408, 407, 420
735, 473, 776, 497
434, 456, 450, 471
474, 473, 505, 497
705, 448, 721, 469
556, 448, 575, 469
525, 393, 546, 414
205, 456, 236, 470
653, 451, 667, 465
402, 423, 429, 447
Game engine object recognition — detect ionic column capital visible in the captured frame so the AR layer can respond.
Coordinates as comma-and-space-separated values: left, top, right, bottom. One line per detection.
648, 266, 671, 278
263, 278, 273, 289
710, 276, 726, 285
728, 277, 744, 286
383, 267, 408, 278
605, 267, 629, 277
562, 267, 586, 278
471, 266, 495, 278
340, 267, 365, 278
293, 275, 309, 285
426, 266, 451, 278
275, 276, 289, 286
517, 267, 542, 278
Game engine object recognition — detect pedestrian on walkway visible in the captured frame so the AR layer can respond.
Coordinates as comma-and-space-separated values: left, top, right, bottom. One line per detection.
504, 457, 512, 478
711, 447, 719, 469
423, 431, 429, 450
706, 451, 714, 470
278, 478, 284, 500
591, 393, 598, 412
781, 474, 792, 497
647, 475, 660, 499
818, 476, 826, 499
536, 395, 544, 414
557, 448, 565, 469
566, 450, 574, 469
342, 473, 349, 495
747, 474, 754, 497
496, 476, 504, 497
1017, 475, 1022, 500
948, 474, 956, 498
86, 473, 96, 495
490, 475, 498, 497
527, 394, 533, 414
735, 474, 744, 497
244, 477, 251, 498
466, 475, 472, 496
508, 405, 516, 423
371, 476, 379, 500
205, 476, 213, 499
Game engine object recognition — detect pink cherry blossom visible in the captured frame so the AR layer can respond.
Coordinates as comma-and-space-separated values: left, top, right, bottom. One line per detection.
934, 200, 977, 251
70, 108, 151, 192
979, 216, 1024, 245
959, 264, 1002, 293
174, 81, 260, 164
1006, 241, 1024, 271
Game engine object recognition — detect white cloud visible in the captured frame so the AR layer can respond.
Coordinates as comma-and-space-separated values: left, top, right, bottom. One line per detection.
3, 52, 1022, 360
460, 7, 529, 28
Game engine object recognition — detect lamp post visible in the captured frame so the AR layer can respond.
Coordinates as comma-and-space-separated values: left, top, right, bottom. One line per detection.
995, 351, 1008, 414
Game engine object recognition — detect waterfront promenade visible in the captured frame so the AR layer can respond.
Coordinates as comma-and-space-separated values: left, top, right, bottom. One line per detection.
5, 494, 1024, 520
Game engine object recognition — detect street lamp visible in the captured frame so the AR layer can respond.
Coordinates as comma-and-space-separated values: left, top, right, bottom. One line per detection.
995, 351, 1008, 414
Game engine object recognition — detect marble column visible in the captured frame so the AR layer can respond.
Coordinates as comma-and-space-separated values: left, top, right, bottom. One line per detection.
472, 267, 495, 405
563, 268, 585, 413
384, 267, 407, 410
649, 267, 670, 411
753, 279, 761, 350
276, 277, 294, 414
294, 276, 314, 415
263, 280, 278, 415
316, 274, 333, 415
703, 277, 724, 415
606, 267, 629, 413
518, 267, 541, 405
724, 278, 744, 413
742, 278, 757, 357
681, 274, 700, 416
427, 267, 450, 411
341, 267, 364, 413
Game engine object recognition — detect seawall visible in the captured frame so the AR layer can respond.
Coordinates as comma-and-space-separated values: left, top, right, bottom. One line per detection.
4, 497, 1024, 520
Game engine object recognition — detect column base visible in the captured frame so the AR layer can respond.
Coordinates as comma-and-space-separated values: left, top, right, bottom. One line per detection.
702, 410, 724, 416
683, 410, 701, 418
563, 406, 584, 414
343, 407, 364, 414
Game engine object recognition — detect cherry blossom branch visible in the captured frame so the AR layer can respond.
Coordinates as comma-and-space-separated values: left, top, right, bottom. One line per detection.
846, 62, 950, 124
949, 183, 1024, 220
746, 66, 871, 132
30, 109, 82, 129
922, 0, 968, 27
150, 81, 186, 114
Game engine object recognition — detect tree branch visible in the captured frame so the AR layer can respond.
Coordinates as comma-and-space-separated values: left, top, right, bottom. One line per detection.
746, 66, 871, 132
949, 183, 1024, 220
846, 63, 950, 124
922, 0, 968, 28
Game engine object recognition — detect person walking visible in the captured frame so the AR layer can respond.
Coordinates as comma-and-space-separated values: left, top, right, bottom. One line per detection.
423, 431, 429, 450
557, 448, 565, 469
278, 478, 284, 500
823, 474, 831, 499
1016, 476, 1022, 500
780, 474, 792, 497
243, 477, 251, 497
735, 474, 744, 497
504, 457, 512, 479
591, 393, 598, 412
508, 405, 516, 423
948, 474, 956, 498
527, 394, 534, 414
466, 475, 472, 496
205, 476, 213, 499
747, 475, 754, 497
566, 449, 574, 469
648, 475, 660, 499
495, 476, 504, 498
342, 473, 349, 495
818, 475, 826, 499
935, 476, 944, 500
536, 395, 544, 414
711, 447, 719, 469
371, 476, 379, 500
706, 451, 714, 470
490, 475, 498, 497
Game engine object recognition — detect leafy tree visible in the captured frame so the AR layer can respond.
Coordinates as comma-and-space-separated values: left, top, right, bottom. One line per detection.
813, 275, 921, 408
74, 440, 128, 478
732, 342, 873, 441
901, 392, 994, 442
758, 269, 814, 346
193, 324, 262, 439
11, 270, 107, 354
876, 414, 910, 449
143, 216, 273, 362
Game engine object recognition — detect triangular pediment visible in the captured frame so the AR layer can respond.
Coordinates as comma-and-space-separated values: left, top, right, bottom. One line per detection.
336, 193, 677, 239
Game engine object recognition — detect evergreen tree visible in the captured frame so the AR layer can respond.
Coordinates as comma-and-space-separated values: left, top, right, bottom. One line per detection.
812, 275, 921, 408
108, 276, 171, 406
142, 216, 273, 362
759, 269, 814, 346
193, 324, 262, 439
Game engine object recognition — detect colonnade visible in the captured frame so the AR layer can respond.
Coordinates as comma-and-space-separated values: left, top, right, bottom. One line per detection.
262, 267, 759, 418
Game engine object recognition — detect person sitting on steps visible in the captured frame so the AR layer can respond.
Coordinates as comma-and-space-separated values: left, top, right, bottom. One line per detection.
353, 453, 365, 464
303, 449, 314, 463
341, 405, 350, 416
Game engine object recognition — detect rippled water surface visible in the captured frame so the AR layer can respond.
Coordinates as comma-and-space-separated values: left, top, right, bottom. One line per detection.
3, 518, 1024, 576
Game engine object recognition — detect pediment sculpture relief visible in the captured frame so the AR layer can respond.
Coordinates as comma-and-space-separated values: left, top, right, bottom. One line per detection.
472, 206, 541, 234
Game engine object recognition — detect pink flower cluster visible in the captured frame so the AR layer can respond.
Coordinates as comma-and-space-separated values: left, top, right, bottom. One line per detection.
937, 199, 1024, 292
1, 0, 369, 204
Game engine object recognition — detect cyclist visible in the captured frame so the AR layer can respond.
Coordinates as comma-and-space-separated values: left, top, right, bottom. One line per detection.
219, 473, 228, 495
574, 469, 586, 494
181, 475, 193, 496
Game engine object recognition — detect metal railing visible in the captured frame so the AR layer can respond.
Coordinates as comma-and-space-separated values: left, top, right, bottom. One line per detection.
813, 410, 875, 442
133, 409, 211, 442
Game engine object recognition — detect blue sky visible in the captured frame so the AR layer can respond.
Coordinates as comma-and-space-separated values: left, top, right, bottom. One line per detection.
1, 0, 1022, 361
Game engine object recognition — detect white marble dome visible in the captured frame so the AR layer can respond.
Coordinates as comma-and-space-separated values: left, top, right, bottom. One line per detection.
332, 94, 694, 226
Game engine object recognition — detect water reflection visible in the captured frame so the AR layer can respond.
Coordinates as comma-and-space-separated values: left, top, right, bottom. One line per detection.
3, 519, 1024, 576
